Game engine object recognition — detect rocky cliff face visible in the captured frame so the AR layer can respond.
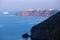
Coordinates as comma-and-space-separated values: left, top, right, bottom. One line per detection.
15, 9, 59, 17
30, 11, 60, 40
22, 11, 60, 40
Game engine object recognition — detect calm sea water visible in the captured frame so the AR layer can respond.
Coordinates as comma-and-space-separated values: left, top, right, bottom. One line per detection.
0, 16, 48, 40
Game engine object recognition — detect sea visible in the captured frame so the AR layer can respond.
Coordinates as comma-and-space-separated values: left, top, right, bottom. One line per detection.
0, 15, 48, 40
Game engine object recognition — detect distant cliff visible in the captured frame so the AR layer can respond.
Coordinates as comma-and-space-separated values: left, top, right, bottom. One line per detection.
14, 9, 59, 17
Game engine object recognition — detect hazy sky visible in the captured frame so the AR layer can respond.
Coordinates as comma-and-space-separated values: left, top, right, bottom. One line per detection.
0, 0, 60, 11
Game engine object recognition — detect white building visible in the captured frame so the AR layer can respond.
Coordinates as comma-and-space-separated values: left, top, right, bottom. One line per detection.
3, 11, 9, 15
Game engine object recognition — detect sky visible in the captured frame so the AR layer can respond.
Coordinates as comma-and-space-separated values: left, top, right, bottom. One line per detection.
0, 0, 60, 11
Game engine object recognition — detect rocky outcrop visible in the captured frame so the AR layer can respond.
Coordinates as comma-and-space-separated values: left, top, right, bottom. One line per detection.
22, 11, 60, 40
15, 9, 59, 17
30, 11, 60, 40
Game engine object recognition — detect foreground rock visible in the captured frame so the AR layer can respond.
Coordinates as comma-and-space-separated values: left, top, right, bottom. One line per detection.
22, 11, 60, 40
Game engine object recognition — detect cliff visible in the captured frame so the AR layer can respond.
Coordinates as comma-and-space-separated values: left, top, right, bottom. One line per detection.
15, 9, 59, 17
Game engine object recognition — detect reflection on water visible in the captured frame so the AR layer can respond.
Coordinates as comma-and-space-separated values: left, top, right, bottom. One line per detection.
0, 16, 48, 40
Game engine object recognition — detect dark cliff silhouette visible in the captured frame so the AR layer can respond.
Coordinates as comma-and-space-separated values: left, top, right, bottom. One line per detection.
22, 11, 60, 40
